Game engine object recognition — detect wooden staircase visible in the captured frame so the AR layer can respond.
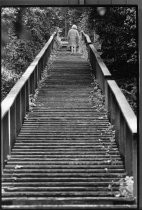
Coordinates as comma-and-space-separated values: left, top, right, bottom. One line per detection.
2, 51, 136, 209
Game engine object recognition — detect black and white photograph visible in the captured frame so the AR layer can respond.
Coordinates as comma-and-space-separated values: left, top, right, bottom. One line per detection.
1, 0, 141, 209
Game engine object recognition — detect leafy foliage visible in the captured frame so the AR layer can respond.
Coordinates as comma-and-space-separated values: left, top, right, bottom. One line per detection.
117, 78, 137, 114
1, 7, 60, 101
1, 66, 21, 100
1, 7, 138, 113
86, 7, 138, 114
118, 176, 134, 198
87, 7, 137, 70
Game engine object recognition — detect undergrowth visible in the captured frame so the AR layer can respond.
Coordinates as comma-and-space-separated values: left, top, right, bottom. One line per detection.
1, 66, 21, 101
116, 78, 137, 115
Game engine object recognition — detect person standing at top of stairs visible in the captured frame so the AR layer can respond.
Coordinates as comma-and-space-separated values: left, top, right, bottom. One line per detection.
67, 24, 80, 54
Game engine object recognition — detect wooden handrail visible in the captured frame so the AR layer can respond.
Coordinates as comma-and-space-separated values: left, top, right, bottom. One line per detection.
82, 31, 137, 199
89, 44, 111, 76
107, 79, 137, 199
1, 32, 57, 170
82, 32, 111, 95
82, 31, 92, 44
1, 32, 56, 119
107, 80, 137, 134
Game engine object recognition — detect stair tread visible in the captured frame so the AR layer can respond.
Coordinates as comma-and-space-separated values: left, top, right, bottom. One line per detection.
1, 204, 137, 210
2, 50, 135, 208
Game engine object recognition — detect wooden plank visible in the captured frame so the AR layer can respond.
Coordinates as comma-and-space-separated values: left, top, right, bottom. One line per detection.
10, 103, 16, 149
79, 0, 85, 4
85, 0, 138, 4
84, 0, 99, 4
0, 0, 140, 5
1, 205, 137, 209
107, 80, 137, 134
0, 0, 79, 6
126, 0, 139, 4
111, 0, 127, 4
85, 0, 129, 5
68, 0, 79, 4
1, 120, 3, 171
2, 113, 9, 169
1, 50, 136, 208
89, 45, 111, 77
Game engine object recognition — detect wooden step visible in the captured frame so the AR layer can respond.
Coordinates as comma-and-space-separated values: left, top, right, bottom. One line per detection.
2, 50, 135, 208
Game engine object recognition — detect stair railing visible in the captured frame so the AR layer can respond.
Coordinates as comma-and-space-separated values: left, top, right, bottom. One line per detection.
82, 31, 137, 200
1, 32, 57, 170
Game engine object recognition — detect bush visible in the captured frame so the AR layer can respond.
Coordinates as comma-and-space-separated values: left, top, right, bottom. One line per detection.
88, 7, 137, 68
1, 67, 21, 101
1, 7, 58, 101
86, 7, 138, 114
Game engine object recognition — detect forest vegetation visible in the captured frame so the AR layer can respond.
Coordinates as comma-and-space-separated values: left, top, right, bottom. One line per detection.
1, 7, 138, 114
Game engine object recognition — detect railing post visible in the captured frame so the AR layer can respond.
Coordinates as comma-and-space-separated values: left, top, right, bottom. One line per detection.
38, 61, 42, 80
34, 67, 38, 90
110, 96, 121, 147
41, 55, 44, 74
37, 64, 39, 85
21, 86, 26, 124
47, 45, 50, 64
114, 106, 121, 147
8, 110, 11, 153
10, 102, 16, 149
30, 72, 35, 94
43, 54, 46, 70
105, 81, 109, 110
92, 52, 96, 76
132, 134, 137, 199
16, 93, 22, 135
119, 114, 126, 159
89, 49, 92, 68
108, 88, 114, 124
26, 81, 29, 112
43, 54, 45, 69
2, 113, 9, 169
125, 125, 133, 175
1, 121, 3, 171
44, 51, 47, 67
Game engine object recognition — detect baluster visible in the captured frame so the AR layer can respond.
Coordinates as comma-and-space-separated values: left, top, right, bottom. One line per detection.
34, 66, 38, 90
38, 60, 42, 80
119, 113, 126, 159
125, 124, 133, 175
10, 102, 16, 149
132, 134, 137, 198
16, 92, 22, 135
30, 72, 35, 94
26, 80, 29, 112
21, 85, 26, 124
1, 113, 9, 169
